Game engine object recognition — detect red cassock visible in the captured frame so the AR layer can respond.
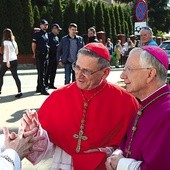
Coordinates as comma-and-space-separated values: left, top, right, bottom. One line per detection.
38, 80, 139, 170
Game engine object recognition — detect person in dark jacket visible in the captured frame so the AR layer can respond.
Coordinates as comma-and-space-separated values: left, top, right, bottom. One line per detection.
32, 19, 49, 95
45, 23, 62, 89
87, 27, 99, 44
57, 23, 84, 84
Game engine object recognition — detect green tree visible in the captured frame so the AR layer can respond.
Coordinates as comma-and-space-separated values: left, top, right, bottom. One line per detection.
41, 6, 50, 23
109, 6, 117, 44
0, 0, 9, 41
51, 0, 63, 27
20, 0, 34, 53
114, 5, 121, 35
124, 21, 129, 37
6, 0, 24, 53
118, 5, 125, 34
148, 0, 170, 33
85, 1, 95, 30
124, 5, 133, 36
33, 5, 41, 27
62, 0, 77, 35
95, 1, 104, 32
77, 4, 86, 36
103, 5, 111, 39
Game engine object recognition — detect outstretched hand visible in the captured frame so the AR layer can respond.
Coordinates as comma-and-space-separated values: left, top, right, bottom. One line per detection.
21, 109, 39, 133
3, 126, 44, 160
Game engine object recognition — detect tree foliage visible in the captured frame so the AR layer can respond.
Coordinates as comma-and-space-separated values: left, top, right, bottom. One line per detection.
51, 0, 63, 27
114, 5, 121, 34
0, 0, 169, 54
103, 5, 111, 39
20, 0, 34, 53
95, 1, 104, 32
77, 4, 86, 36
85, 1, 95, 30
62, 0, 77, 35
33, 5, 41, 27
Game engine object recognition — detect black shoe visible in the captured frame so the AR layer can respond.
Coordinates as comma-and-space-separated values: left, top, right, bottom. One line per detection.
15, 93, 22, 98
35, 89, 41, 93
48, 85, 57, 89
41, 90, 49, 95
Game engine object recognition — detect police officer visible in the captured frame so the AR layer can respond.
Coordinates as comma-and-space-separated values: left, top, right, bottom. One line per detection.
45, 23, 62, 89
32, 19, 49, 95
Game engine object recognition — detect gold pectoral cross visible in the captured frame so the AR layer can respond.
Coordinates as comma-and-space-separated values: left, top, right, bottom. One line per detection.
73, 130, 88, 153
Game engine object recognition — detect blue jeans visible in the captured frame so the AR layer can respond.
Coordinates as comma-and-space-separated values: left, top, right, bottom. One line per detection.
64, 62, 75, 84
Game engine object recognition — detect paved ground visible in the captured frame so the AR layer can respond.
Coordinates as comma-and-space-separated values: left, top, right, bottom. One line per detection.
0, 67, 123, 170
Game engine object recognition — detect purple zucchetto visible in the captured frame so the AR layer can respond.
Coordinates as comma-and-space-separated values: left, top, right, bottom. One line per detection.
142, 46, 169, 70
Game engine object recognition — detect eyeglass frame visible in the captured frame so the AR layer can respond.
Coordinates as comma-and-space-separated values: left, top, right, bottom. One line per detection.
72, 62, 104, 76
122, 66, 153, 72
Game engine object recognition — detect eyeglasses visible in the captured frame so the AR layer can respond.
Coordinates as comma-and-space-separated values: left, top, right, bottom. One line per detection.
72, 62, 103, 76
123, 66, 152, 72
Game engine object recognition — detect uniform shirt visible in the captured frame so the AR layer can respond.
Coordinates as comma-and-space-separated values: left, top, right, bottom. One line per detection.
32, 29, 49, 54
48, 32, 59, 55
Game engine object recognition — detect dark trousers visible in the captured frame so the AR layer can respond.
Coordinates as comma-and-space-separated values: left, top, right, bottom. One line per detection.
64, 62, 75, 84
45, 57, 57, 87
35, 53, 48, 92
0, 60, 21, 92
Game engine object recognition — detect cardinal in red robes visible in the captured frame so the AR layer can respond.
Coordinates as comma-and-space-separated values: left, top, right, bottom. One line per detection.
23, 43, 139, 170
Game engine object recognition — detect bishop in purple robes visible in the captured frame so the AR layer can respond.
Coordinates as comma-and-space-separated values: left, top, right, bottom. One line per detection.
106, 46, 170, 170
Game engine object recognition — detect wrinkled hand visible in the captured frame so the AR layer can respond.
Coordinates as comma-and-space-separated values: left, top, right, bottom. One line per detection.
105, 154, 124, 170
21, 109, 39, 133
3, 126, 44, 160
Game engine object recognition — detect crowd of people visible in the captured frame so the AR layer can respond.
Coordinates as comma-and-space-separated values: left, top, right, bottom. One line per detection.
0, 21, 170, 170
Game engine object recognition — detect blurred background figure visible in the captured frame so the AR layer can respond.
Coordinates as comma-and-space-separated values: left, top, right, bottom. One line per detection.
140, 26, 158, 46
45, 23, 62, 89
0, 28, 22, 98
57, 23, 84, 84
32, 19, 49, 95
87, 27, 99, 43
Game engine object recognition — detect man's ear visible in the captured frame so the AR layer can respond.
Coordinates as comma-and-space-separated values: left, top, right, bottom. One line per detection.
102, 67, 110, 79
146, 68, 157, 83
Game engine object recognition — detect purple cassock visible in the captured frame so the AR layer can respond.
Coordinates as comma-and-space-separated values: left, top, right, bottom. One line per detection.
121, 84, 170, 170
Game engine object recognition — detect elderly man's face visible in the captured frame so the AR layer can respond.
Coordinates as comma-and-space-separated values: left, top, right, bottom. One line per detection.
140, 29, 152, 45
120, 50, 152, 99
75, 54, 108, 90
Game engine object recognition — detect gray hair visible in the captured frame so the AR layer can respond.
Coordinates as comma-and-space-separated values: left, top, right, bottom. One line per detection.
77, 48, 110, 68
130, 48, 167, 82
140, 27, 153, 36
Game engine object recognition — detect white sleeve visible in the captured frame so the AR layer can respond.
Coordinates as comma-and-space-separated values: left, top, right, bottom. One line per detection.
117, 158, 142, 170
0, 149, 21, 170
0, 134, 5, 153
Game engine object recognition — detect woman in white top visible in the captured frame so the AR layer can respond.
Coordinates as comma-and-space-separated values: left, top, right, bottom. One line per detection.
0, 28, 22, 98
